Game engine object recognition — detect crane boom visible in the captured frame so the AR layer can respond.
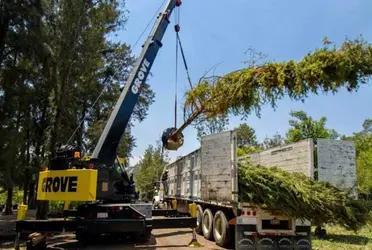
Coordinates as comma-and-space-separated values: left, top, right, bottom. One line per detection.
92, 0, 180, 166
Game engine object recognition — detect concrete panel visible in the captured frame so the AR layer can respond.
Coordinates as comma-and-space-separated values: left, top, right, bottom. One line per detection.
200, 131, 236, 203
317, 139, 357, 196
164, 150, 202, 200
248, 139, 314, 178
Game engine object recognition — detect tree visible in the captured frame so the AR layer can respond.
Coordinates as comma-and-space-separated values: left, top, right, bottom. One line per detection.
235, 123, 261, 156
134, 144, 168, 201
286, 111, 339, 143
261, 133, 285, 149
0, 0, 47, 214
236, 123, 258, 147
194, 115, 229, 139
362, 119, 372, 133
183, 39, 372, 133
0, 0, 155, 216
344, 119, 372, 198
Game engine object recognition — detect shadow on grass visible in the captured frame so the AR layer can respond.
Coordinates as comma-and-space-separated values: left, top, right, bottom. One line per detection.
314, 233, 369, 246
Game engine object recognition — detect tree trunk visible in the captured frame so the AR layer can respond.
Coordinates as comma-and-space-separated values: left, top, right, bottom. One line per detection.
0, 2, 10, 65
28, 181, 36, 209
3, 187, 13, 215
23, 183, 28, 205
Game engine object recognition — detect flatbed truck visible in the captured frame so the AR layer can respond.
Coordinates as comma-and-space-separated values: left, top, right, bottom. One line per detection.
159, 131, 312, 249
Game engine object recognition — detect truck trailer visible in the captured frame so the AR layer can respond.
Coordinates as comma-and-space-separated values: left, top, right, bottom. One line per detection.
159, 131, 312, 249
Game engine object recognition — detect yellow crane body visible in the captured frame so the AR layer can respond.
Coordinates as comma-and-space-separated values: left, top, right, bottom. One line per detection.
37, 169, 98, 201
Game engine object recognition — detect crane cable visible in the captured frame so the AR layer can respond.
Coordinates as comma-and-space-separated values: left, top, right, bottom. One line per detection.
177, 33, 193, 89
174, 6, 180, 128
132, 0, 168, 50
174, 3, 193, 128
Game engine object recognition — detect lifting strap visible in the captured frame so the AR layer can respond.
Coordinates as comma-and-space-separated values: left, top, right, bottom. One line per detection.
176, 33, 193, 89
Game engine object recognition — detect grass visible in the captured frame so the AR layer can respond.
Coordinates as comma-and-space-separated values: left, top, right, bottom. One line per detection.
312, 225, 372, 250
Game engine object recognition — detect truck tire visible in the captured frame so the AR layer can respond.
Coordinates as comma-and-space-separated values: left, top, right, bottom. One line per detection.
202, 208, 214, 240
213, 210, 231, 247
195, 205, 203, 234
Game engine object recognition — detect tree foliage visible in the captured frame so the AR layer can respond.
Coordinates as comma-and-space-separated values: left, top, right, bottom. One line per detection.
235, 123, 261, 156
344, 119, 372, 197
286, 110, 339, 143
185, 40, 372, 120
239, 163, 371, 231
194, 114, 229, 139
134, 145, 168, 201
0, 0, 154, 213
261, 133, 285, 149
236, 123, 258, 147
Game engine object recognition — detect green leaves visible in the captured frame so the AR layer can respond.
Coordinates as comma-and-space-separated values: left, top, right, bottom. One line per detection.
286, 111, 339, 143
238, 163, 371, 231
134, 145, 168, 201
185, 40, 372, 119
0, 0, 156, 208
344, 120, 372, 197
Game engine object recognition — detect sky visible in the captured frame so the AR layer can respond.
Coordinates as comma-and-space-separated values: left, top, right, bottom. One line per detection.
114, 0, 372, 165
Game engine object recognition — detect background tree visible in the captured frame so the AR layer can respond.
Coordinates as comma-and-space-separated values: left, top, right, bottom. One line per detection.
344, 119, 372, 198
261, 133, 285, 149
0, 0, 47, 214
134, 144, 168, 201
236, 123, 258, 147
0, 0, 155, 215
286, 111, 339, 143
235, 123, 261, 156
194, 115, 229, 139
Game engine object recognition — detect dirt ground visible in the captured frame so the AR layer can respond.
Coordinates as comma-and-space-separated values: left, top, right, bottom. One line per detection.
1, 229, 227, 250
51, 229, 226, 250
0, 210, 227, 250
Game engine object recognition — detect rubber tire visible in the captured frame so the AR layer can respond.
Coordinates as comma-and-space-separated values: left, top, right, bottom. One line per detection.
202, 208, 214, 240
213, 210, 231, 247
195, 205, 203, 235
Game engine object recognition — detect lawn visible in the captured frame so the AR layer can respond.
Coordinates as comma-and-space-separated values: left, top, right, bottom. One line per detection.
312, 225, 372, 250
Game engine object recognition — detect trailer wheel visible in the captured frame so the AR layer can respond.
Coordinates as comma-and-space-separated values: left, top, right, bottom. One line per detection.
202, 208, 214, 240
195, 205, 203, 234
213, 210, 231, 247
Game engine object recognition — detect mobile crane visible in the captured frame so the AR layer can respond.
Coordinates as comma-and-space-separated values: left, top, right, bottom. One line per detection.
15, 0, 195, 248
